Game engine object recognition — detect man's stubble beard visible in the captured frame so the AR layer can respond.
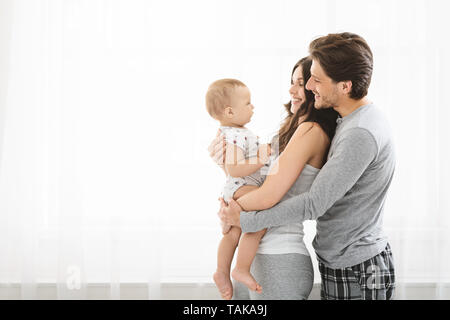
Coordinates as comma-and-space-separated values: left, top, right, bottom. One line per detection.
315, 87, 339, 109
315, 96, 335, 109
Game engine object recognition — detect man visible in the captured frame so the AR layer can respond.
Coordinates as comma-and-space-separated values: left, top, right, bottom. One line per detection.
215, 32, 396, 300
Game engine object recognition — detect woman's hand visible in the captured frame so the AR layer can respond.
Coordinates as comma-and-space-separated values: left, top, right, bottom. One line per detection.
218, 197, 243, 227
208, 129, 226, 168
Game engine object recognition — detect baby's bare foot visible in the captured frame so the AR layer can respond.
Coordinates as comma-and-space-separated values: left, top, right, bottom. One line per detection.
213, 271, 233, 300
231, 268, 262, 294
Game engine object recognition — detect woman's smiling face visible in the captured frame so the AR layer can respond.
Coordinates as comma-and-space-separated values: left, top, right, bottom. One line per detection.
289, 65, 306, 114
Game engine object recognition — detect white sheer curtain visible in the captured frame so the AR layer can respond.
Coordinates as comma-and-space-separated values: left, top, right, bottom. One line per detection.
0, 0, 163, 299
0, 0, 449, 300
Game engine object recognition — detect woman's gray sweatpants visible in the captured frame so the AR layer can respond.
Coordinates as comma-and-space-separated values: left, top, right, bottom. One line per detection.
232, 253, 314, 300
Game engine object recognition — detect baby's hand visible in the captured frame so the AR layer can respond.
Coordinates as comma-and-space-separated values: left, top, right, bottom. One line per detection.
257, 144, 272, 164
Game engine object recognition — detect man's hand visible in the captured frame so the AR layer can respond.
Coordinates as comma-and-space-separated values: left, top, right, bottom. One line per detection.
218, 197, 243, 227
208, 129, 226, 167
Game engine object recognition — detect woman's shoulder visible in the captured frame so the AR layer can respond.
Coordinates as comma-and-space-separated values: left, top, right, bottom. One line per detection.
295, 121, 327, 138
291, 121, 331, 153
293, 122, 330, 168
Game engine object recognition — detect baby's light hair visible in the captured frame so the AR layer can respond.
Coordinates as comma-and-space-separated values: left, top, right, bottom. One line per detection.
205, 78, 247, 120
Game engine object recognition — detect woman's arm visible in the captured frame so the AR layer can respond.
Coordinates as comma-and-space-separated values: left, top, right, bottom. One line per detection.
236, 122, 329, 211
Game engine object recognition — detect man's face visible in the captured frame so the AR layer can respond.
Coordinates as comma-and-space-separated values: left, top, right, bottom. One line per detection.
306, 59, 339, 109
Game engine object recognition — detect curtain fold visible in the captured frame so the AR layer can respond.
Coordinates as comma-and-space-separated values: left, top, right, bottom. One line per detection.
0, 0, 14, 300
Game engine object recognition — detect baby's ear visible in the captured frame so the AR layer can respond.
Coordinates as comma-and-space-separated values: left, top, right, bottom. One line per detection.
223, 106, 234, 118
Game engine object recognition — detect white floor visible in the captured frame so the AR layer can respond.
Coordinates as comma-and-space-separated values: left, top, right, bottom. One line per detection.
1, 282, 449, 299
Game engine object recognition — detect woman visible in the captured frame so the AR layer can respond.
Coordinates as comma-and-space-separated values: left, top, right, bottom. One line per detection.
208, 57, 339, 299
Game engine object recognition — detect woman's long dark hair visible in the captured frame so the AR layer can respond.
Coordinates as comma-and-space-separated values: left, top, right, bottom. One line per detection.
278, 57, 339, 153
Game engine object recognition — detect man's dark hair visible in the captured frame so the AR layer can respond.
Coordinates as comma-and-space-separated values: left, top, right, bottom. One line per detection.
309, 32, 373, 100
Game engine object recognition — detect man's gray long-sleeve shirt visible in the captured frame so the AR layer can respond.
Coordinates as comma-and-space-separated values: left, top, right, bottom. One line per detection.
240, 104, 396, 269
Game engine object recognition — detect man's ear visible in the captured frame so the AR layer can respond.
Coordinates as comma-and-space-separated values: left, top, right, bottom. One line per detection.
224, 106, 234, 119
341, 80, 353, 95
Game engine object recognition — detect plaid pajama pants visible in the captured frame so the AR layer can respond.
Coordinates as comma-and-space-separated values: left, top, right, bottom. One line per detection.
318, 243, 395, 300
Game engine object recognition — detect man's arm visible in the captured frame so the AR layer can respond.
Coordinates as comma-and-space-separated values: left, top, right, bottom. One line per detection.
239, 128, 378, 233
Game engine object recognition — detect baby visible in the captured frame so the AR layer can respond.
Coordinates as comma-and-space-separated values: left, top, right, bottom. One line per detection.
205, 79, 270, 300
